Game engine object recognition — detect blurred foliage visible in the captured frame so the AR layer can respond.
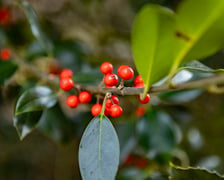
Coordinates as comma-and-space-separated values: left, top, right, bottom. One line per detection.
0, 0, 224, 179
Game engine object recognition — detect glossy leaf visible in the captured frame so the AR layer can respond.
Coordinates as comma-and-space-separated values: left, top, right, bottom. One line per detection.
131, 4, 175, 97
79, 116, 120, 180
136, 109, 180, 157
0, 60, 18, 85
19, 1, 53, 54
170, 163, 224, 179
14, 86, 57, 140
170, 0, 224, 75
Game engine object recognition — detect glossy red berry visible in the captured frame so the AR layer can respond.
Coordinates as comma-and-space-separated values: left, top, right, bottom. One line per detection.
59, 78, 74, 91
0, 48, 11, 60
66, 95, 79, 108
91, 104, 102, 116
138, 94, 150, 104
110, 104, 123, 118
134, 75, 143, 85
100, 62, 113, 74
60, 69, 73, 79
104, 73, 118, 86
117, 65, 134, 80
79, 91, 91, 104
117, 65, 128, 75
134, 82, 145, 87
106, 95, 119, 108
104, 107, 111, 116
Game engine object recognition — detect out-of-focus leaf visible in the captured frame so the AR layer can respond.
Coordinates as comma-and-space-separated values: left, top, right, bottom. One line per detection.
136, 109, 180, 158
131, 4, 175, 97
0, 60, 18, 85
13, 86, 57, 140
19, 1, 53, 54
26, 41, 47, 61
79, 116, 120, 180
170, 163, 224, 179
170, 0, 224, 75
38, 103, 75, 143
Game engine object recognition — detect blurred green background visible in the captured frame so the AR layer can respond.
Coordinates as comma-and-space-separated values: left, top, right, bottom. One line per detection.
0, 0, 224, 179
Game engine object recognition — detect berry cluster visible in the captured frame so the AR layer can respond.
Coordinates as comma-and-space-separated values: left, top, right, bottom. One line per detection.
59, 62, 150, 118
59, 69, 92, 108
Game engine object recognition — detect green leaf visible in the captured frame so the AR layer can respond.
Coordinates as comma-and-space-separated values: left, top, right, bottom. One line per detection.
19, 1, 53, 54
13, 86, 57, 140
131, 4, 175, 97
0, 60, 18, 85
136, 109, 180, 157
170, 0, 224, 75
79, 116, 120, 180
170, 163, 224, 179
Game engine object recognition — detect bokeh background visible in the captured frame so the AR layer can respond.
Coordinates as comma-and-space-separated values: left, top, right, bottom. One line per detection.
1, 0, 224, 179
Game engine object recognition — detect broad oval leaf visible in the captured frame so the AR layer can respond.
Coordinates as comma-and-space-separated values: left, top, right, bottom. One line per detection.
131, 4, 175, 97
79, 116, 120, 180
19, 1, 53, 54
0, 60, 18, 85
14, 86, 57, 140
170, 0, 224, 75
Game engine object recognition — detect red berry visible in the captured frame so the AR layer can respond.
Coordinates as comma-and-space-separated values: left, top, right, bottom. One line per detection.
0, 7, 10, 25
91, 104, 102, 116
106, 95, 119, 108
124, 154, 135, 166
59, 78, 74, 91
100, 62, 113, 74
79, 91, 91, 104
110, 104, 123, 118
135, 106, 146, 117
105, 85, 116, 88
66, 95, 79, 108
60, 69, 73, 79
104, 107, 111, 116
117, 65, 128, 74
134, 75, 143, 85
138, 94, 150, 104
104, 73, 118, 86
134, 83, 145, 87
117, 65, 134, 80
0, 48, 11, 60
135, 158, 148, 169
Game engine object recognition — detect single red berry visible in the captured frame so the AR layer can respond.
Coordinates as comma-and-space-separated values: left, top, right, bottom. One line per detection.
66, 95, 79, 108
0, 48, 11, 60
59, 78, 74, 91
138, 94, 150, 104
104, 107, 111, 116
78, 91, 91, 104
117, 65, 128, 75
124, 154, 135, 166
134, 82, 145, 87
135, 106, 146, 117
106, 95, 119, 108
117, 66, 134, 80
100, 62, 113, 74
47, 61, 61, 75
0, 7, 10, 25
134, 75, 143, 85
110, 104, 123, 118
91, 104, 102, 116
104, 73, 118, 86
60, 69, 73, 79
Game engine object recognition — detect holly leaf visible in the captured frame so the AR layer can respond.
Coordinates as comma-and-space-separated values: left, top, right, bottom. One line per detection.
131, 4, 175, 97
0, 60, 18, 85
79, 116, 120, 180
13, 86, 57, 140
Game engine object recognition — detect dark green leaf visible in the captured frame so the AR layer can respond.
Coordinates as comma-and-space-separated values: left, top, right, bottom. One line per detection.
136, 109, 180, 157
19, 1, 53, 54
79, 116, 120, 180
0, 61, 18, 85
131, 4, 175, 97
14, 86, 57, 140
170, 0, 224, 75
170, 163, 224, 180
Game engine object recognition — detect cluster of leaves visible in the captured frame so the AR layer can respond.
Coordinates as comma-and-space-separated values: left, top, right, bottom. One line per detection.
1, 0, 224, 179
